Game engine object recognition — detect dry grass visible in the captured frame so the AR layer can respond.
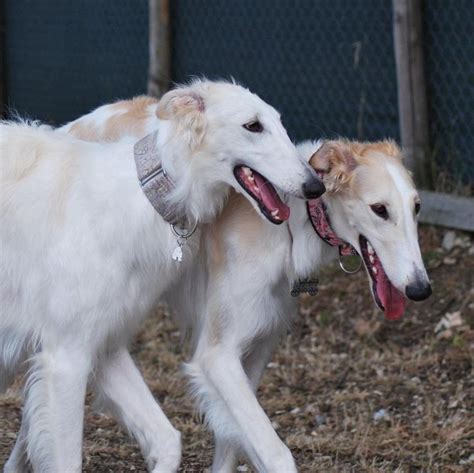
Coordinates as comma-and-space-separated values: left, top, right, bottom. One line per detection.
1, 226, 473, 472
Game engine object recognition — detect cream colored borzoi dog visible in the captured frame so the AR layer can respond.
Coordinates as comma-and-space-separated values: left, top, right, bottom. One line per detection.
0, 81, 325, 473
33, 97, 431, 472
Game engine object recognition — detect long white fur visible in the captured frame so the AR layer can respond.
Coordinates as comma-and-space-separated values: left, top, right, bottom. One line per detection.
57, 101, 429, 472
0, 80, 317, 473
45, 97, 429, 472
179, 145, 430, 472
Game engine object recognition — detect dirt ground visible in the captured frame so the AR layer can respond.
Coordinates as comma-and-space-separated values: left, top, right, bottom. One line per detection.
1, 226, 473, 472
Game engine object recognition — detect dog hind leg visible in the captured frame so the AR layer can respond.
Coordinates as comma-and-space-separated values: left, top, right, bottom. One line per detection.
23, 345, 91, 472
211, 436, 239, 473
0, 328, 30, 393
4, 416, 29, 473
93, 347, 181, 473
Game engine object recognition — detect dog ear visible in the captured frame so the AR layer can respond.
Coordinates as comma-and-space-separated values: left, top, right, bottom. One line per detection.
309, 141, 358, 193
156, 89, 205, 119
156, 88, 206, 148
368, 140, 401, 159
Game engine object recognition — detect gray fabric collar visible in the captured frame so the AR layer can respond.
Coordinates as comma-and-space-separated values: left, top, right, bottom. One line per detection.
134, 131, 185, 226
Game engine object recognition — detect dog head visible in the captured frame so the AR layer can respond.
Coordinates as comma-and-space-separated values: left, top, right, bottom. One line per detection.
156, 80, 324, 224
307, 139, 431, 319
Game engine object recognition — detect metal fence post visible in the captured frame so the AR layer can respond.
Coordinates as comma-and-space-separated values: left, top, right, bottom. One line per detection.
393, 0, 430, 187
148, 0, 171, 98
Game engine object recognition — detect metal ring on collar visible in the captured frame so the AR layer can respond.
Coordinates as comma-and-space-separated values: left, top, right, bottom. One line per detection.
171, 219, 198, 239
338, 252, 362, 274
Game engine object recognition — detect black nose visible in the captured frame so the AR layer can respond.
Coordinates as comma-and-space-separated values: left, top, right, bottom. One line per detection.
302, 177, 326, 199
405, 280, 432, 301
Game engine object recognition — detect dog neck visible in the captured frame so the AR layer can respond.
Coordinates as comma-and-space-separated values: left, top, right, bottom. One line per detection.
156, 124, 231, 225
134, 129, 228, 227
288, 197, 338, 281
306, 198, 354, 256
134, 130, 188, 226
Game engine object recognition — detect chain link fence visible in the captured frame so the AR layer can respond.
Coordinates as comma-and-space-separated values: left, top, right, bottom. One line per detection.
4, 0, 472, 189
423, 0, 473, 191
172, 0, 400, 145
4, 0, 149, 125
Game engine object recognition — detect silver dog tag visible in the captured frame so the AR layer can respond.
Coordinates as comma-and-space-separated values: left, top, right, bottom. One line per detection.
172, 246, 183, 262
171, 237, 186, 263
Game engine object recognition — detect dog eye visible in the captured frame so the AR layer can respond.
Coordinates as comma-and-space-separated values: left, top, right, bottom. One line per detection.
415, 201, 421, 215
243, 121, 263, 133
370, 203, 389, 220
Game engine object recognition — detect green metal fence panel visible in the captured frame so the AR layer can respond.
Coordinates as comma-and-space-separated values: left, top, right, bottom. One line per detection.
4, 0, 472, 186
171, 0, 400, 145
423, 0, 474, 188
5, 0, 149, 125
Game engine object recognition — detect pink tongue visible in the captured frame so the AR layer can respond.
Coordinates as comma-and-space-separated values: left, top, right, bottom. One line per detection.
253, 172, 290, 221
376, 265, 406, 320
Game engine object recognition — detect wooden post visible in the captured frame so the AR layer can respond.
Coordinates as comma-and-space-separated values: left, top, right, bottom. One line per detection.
419, 191, 474, 232
393, 0, 430, 187
148, 0, 171, 98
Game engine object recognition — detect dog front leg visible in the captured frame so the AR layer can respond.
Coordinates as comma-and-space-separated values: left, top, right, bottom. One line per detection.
188, 346, 296, 473
23, 345, 91, 472
210, 336, 279, 473
93, 347, 181, 473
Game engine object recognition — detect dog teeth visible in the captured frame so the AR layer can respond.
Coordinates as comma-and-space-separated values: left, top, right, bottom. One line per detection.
243, 167, 256, 183
367, 242, 375, 255
369, 254, 375, 264
271, 209, 281, 220
372, 266, 378, 275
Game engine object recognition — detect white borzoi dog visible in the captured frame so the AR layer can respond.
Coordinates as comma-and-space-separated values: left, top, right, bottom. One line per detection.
0, 80, 325, 473
184, 139, 432, 472
48, 98, 431, 472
